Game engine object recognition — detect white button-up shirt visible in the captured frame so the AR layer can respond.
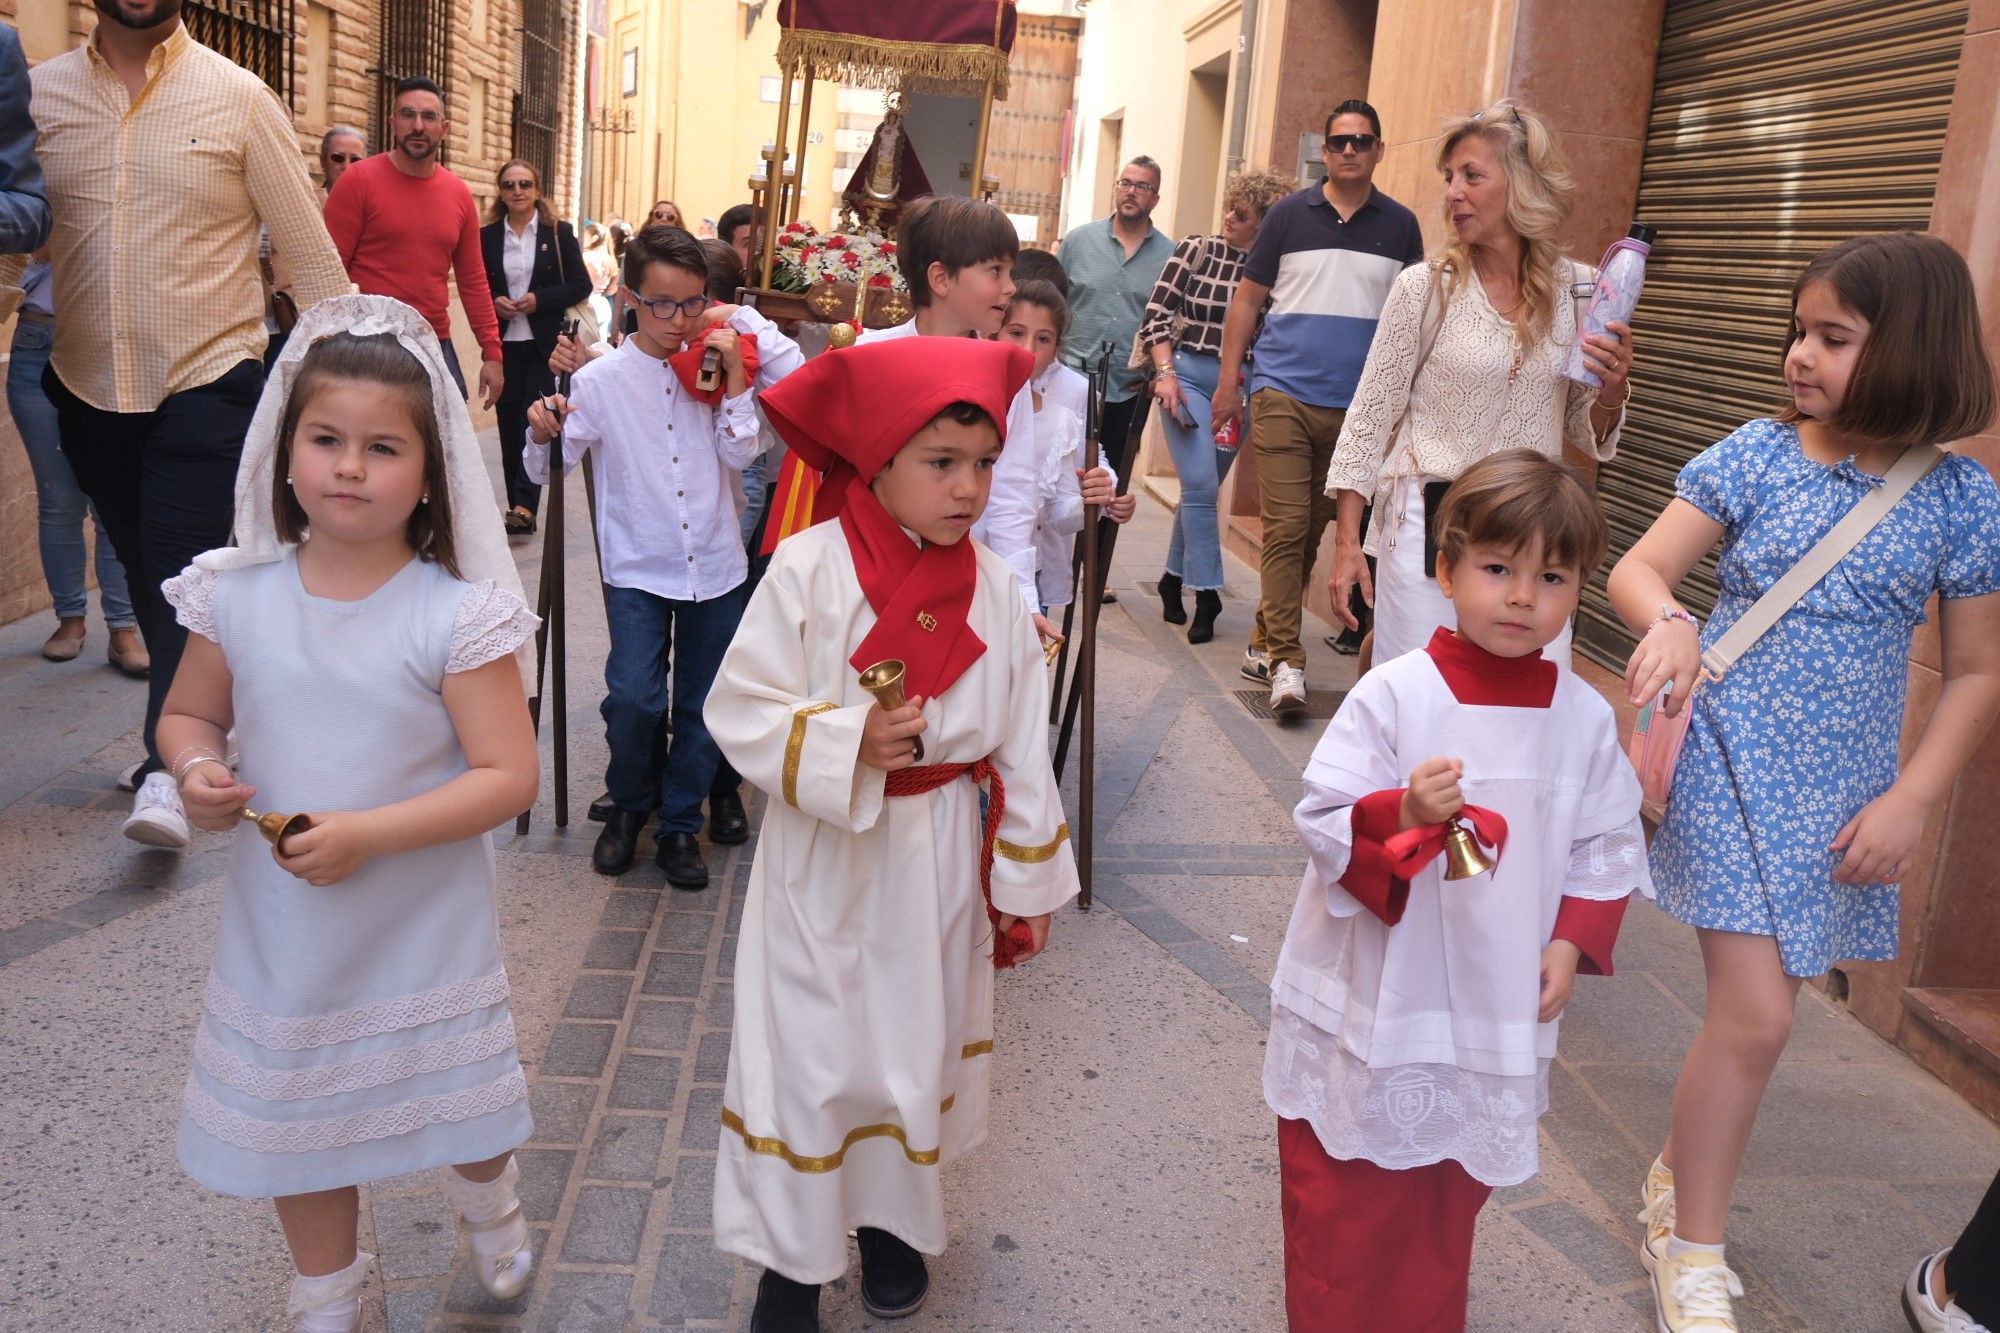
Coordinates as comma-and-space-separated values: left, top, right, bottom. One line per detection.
500, 213, 537, 343
856, 319, 1041, 613
524, 307, 801, 602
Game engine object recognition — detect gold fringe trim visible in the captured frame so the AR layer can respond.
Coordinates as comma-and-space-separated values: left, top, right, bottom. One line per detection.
996, 824, 1069, 863
722, 1094, 957, 1174
782, 703, 839, 809
776, 30, 1011, 101
961, 1039, 993, 1059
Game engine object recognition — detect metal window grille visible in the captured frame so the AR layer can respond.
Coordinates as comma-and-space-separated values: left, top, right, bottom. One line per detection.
513, 0, 568, 187
372, 0, 453, 156
184, 0, 295, 108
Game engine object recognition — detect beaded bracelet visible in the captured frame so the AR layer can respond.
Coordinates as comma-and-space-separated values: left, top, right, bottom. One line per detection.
1648, 605, 1699, 635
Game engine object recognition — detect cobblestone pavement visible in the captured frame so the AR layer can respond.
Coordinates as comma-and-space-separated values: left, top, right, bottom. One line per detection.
3, 441, 1996, 1332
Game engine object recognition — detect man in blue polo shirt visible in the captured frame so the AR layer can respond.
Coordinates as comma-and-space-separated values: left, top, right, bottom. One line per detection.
1213, 98, 1423, 719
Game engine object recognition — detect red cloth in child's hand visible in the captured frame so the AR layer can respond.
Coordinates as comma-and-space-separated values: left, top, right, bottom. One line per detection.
666, 329, 761, 406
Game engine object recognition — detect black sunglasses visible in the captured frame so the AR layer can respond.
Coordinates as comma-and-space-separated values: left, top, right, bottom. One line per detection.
1325, 133, 1379, 153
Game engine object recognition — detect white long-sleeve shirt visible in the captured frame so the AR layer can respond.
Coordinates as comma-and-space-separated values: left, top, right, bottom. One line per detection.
525, 307, 801, 601
857, 319, 1041, 612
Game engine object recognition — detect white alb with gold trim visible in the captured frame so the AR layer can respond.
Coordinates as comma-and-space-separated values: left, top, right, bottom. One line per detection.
704, 519, 1079, 1283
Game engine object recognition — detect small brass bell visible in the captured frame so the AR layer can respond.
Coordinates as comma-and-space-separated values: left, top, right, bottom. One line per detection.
241, 807, 313, 854
858, 659, 924, 762
1440, 817, 1497, 880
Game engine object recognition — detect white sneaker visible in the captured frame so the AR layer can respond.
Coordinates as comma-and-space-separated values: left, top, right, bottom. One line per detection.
116, 759, 146, 793
1946, 1305, 1993, 1333
1269, 663, 1307, 718
1240, 647, 1272, 684
1906, 1250, 1951, 1333
1651, 1248, 1742, 1332
1639, 1155, 1676, 1272
122, 771, 191, 849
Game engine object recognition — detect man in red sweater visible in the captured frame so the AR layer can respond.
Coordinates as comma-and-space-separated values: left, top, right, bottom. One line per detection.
324, 76, 503, 407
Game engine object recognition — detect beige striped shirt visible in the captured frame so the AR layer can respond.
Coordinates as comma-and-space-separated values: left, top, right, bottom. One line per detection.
28, 23, 348, 411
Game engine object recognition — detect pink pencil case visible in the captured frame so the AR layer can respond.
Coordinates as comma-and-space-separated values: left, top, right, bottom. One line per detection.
1626, 681, 1694, 806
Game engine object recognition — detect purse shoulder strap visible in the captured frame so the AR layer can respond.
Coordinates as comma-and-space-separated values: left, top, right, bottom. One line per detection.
1701, 444, 1945, 678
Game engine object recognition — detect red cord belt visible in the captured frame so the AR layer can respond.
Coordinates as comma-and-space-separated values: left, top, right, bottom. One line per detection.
884, 758, 1034, 968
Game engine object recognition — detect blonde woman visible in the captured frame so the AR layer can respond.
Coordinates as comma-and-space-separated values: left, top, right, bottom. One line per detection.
1140, 165, 1294, 644
1325, 99, 1636, 666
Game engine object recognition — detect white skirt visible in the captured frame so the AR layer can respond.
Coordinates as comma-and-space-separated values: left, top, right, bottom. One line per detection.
1371, 477, 1571, 668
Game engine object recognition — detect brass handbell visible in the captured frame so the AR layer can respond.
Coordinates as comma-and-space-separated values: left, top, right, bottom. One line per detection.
241, 807, 313, 853
858, 659, 924, 763
1440, 817, 1497, 880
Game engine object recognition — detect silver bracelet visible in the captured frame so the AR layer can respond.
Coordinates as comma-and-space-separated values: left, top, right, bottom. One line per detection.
170, 751, 230, 784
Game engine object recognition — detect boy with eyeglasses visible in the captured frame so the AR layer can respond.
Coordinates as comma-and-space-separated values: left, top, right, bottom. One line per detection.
525, 224, 802, 888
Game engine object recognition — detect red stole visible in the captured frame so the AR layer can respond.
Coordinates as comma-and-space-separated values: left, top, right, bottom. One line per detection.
841, 485, 985, 701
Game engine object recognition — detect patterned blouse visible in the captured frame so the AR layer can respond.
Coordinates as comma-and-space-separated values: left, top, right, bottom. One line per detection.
1138, 234, 1248, 356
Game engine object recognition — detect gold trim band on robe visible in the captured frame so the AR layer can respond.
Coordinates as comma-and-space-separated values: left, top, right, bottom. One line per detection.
721, 1043, 991, 1174
995, 823, 1069, 863
782, 702, 840, 809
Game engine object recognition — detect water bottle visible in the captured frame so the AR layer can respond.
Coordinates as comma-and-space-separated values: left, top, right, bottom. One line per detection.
1565, 223, 1655, 388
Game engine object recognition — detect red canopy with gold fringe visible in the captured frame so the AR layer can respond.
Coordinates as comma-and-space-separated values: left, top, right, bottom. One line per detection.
776, 0, 1018, 99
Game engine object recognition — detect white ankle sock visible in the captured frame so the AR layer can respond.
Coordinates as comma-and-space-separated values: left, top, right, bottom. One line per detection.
443, 1160, 527, 1259
287, 1250, 373, 1331
1667, 1232, 1725, 1262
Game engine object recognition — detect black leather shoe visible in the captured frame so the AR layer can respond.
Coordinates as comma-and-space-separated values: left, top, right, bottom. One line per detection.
857, 1226, 929, 1319
749, 1269, 820, 1333
708, 790, 749, 845
655, 832, 710, 890
1157, 571, 1186, 624
1187, 589, 1222, 644
592, 809, 646, 875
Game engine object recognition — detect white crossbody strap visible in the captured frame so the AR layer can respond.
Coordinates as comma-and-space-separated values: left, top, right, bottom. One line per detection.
1700, 444, 1944, 679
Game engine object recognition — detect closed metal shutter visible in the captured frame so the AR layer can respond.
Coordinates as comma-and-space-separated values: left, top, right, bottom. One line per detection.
1576, 0, 1966, 669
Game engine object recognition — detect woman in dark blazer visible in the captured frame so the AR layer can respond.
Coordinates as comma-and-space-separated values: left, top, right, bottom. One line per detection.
483, 158, 591, 537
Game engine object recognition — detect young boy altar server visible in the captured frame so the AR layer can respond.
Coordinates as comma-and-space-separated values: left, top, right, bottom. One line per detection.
703, 337, 1080, 1333
1267, 450, 1649, 1331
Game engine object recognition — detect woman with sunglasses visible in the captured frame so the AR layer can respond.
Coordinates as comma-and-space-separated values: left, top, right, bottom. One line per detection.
1140, 166, 1293, 643
482, 159, 592, 539
1324, 99, 1637, 669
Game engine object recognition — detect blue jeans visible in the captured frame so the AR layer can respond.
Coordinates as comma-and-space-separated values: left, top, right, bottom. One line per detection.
1160, 347, 1240, 591
602, 582, 746, 834
8, 321, 134, 626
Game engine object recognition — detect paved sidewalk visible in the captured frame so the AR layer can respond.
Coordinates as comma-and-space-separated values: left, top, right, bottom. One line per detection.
2, 441, 1996, 1332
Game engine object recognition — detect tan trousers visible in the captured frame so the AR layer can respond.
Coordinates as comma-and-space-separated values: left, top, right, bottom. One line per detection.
1249, 388, 1344, 668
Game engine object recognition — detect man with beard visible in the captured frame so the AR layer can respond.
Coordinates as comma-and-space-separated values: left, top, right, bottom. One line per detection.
23, 0, 348, 848
1055, 155, 1172, 480
324, 77, 503, 406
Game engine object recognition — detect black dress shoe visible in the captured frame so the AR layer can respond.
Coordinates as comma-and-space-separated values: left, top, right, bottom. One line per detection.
1157, 571, 1186, 624
708, 790, 749, 845
592, 809, 646, 875
857, 1226, 929, 1319
655, 832, 710, 890
750, 1269, 820, 1333
1188, 588, 1222, 644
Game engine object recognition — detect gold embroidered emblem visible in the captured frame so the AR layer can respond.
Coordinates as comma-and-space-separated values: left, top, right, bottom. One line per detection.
916, 611, 938, 632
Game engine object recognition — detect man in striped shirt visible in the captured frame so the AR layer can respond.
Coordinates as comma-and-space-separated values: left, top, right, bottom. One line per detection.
1214, 99, 1424, 718
28, 0, 349, 846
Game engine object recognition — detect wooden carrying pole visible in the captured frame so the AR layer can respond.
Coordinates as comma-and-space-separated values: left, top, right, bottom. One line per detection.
1060, 346, 1113, 909
518, 343, 578, 834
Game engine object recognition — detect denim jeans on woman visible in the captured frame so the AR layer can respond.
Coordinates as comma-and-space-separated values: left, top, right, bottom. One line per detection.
7, 319, 134, 627
1159, 346, 1240, 592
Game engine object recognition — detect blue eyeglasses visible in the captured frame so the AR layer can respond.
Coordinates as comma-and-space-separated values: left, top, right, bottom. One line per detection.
631, 293, 710, 319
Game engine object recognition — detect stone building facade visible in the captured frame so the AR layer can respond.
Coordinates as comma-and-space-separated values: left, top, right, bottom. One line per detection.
0, 0, 582, 623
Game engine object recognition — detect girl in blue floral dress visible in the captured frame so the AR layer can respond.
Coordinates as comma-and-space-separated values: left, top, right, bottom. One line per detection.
1606, 233, 2000, 1333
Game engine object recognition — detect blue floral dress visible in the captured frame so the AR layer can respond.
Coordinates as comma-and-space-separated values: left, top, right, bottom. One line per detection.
1651, 420, 2000, 977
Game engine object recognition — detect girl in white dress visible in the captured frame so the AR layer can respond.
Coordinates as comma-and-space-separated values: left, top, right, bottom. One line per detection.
155, 297, 544, 1333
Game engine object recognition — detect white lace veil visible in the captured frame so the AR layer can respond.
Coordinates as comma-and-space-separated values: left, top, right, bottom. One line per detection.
193, 294, 537, 682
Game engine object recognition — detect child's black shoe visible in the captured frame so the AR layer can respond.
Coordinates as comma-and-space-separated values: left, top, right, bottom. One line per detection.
750, 1269, 820, 1333
856, 1227, 929, 1319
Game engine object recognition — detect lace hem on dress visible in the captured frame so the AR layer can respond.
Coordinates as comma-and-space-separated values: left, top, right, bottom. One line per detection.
182, 1068, 527, 1154
448, 580, 539, 673
161, 563, 222, 640
202, 969, 513, 1052
195, 1014, 518, 1102
1264, 1005, 1547, 1188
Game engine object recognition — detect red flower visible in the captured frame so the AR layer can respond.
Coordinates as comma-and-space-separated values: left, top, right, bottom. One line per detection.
867, 271, 892, 288
881, 241, 896, 255
819, 272, 837, 283
841, 250, 860, 269
825, 233, 849, 250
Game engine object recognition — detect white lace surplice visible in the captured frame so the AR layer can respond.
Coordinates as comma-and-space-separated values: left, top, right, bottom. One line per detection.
1265, 647, 1650, 1187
